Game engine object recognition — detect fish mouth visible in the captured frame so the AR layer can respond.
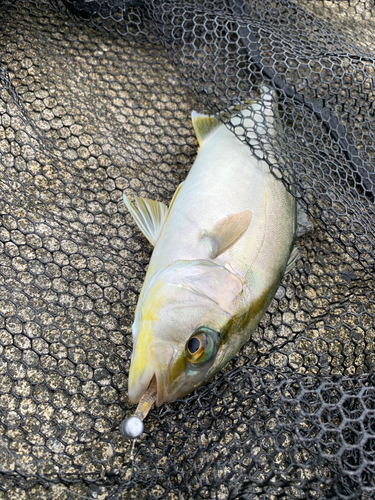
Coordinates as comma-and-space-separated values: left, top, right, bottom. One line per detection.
134, 374, 158, 419
128, 340, 177, 407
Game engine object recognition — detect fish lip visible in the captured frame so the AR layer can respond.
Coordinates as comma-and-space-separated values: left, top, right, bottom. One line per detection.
128, 366, 154, 404
128, 340, 177, 406
134, 369, 166, 408
154, 369, 166, 407
149, 341, 176, 407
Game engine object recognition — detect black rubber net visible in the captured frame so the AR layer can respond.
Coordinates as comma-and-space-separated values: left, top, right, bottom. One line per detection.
1, 0, 375, 498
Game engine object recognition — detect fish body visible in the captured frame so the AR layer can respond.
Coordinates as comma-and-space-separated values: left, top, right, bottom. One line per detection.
124, 87, 296, 406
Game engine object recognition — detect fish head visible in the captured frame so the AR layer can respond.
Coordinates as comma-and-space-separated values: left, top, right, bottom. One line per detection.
128, 259, 248, 406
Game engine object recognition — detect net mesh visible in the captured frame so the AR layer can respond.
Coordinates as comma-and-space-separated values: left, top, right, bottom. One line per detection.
0, 0, 375, 498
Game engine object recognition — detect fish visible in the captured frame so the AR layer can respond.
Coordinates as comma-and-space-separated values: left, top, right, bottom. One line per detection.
123, 86, 297, 407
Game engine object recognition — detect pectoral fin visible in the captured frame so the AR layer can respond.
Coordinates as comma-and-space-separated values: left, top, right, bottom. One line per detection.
123, 194, 168, 246
202, 210, 253, 259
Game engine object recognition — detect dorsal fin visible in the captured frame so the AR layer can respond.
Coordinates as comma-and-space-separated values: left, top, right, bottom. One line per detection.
191, 111, 223, 147
201, 210, 253, 259
123, 194, 168, 246
296, 203, 313, 237
285, 247, 300, 274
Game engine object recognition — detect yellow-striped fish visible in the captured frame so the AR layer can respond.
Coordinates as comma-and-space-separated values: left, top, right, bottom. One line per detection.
123, 86, 297, 406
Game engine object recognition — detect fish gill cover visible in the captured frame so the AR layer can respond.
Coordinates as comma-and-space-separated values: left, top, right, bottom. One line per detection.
0, 0, 374, 499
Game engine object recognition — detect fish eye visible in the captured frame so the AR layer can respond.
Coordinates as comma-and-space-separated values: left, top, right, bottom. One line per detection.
186, 328, 218, 366
187, 337, 201, 354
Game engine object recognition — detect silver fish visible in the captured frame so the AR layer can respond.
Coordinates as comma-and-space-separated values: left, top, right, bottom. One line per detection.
123, 86, 297, 407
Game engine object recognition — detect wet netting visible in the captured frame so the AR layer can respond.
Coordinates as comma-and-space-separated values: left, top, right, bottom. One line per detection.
0, 0, 375, 498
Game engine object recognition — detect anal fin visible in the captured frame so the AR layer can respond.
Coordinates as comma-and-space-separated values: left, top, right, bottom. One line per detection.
191, 111, 223, 147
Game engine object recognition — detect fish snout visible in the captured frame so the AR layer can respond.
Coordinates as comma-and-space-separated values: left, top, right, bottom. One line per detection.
128, 339, 177, 406
148, 341, 177, 406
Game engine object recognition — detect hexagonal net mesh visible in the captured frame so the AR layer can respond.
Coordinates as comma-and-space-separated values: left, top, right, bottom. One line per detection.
0, 0, 375, 498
